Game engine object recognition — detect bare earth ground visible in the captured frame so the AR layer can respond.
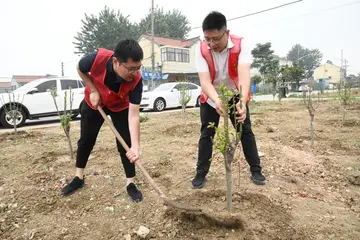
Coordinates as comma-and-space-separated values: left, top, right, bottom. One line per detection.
0, 99, 359, 240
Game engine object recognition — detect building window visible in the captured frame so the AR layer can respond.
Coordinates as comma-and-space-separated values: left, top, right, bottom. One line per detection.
175, 49, 182, 62
183, 50, 189, 62
161, 47, 190, 62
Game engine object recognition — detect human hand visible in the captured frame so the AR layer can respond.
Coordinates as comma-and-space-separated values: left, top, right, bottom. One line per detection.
90, 91, 101, 108
126, 147, 140, 163
215, 99, 225, 116
236, 100, 247, 123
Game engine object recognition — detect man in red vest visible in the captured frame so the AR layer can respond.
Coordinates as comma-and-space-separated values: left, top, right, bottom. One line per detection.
61, 39, 144, 202
192, 11, 266, 188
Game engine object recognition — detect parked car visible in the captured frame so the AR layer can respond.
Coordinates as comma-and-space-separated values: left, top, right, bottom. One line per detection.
0, 77, 85, 128
140, 82, 201, 111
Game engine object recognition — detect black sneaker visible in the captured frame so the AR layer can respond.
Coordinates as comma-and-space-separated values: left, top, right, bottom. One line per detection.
192, 174, 206, 189
127, 183, 143, 203
61, 176, 84, 196
251, 171, 266, 185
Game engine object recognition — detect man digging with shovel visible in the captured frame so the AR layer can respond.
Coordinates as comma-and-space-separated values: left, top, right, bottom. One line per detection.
192, 11, 266, 189
61, 39, 144, 203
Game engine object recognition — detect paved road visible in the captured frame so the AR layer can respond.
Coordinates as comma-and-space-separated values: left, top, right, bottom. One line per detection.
0, 95, 300, 133
0, 107, 199, 133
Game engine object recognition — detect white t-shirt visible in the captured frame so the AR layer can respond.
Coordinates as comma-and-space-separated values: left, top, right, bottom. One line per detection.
195, 37, 253, 108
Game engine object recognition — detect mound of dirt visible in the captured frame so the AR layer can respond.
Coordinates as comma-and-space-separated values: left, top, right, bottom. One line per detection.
162, 123, 199, 137
0, 130, 43, 141
32, 151, 72, 165
163, 190, 311, 239
343, 119, 360, 127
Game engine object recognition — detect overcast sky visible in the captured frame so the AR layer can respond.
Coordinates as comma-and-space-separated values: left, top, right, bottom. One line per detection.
0, 0, 359, 80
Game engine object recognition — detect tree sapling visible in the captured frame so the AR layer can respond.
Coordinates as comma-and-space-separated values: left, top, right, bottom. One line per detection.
302, 86, 320, 147
0, 93, 25, 135
51, 87, 75, 159
178, 83, 192, 129
338, 82, 353, 122
209, 84, 243, 212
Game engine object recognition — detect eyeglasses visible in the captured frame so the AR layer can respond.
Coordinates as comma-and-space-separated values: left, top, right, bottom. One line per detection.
204, 31, 226, 44
122, 64, 142, 73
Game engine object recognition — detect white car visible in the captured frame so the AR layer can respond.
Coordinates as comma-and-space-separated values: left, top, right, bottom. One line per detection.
140, 82, 201, 111
0, 77, 85, 128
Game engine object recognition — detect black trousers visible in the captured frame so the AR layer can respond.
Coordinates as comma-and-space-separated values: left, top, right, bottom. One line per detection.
196, 96, 262, 176
76, 100, 135, 178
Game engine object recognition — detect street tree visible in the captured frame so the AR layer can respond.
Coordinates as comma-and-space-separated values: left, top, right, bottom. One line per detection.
139, 8, 191, 39
73, 6, 191, 55
251, 42, 280, 96
287, 44, 322, 79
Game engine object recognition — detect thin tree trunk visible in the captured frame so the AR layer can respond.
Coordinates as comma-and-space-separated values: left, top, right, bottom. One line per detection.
182, 105, 186, 126
182, 105, 188, 132
14, 120, 17, 135
65, 129, 73, 159
310, 114, 314, 148
237, 156, 241, 188
225, 153, 233, 212
13, 111, 17, 136
223, 105, 233, 212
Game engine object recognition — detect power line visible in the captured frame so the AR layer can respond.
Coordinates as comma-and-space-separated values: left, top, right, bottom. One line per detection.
257, 0, 360, 26
140, 0, 359, 37
228, 0, 303, 21
246, 3, 360, 33
191, 0, 304, 30
295, 0, 360, 18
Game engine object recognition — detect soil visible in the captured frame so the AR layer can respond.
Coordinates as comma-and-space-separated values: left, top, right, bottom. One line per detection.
0, 100, 359, 240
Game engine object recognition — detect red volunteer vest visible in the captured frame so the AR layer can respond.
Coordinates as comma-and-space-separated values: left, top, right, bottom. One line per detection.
84, 48, 142, 112
200, 34, 251, 104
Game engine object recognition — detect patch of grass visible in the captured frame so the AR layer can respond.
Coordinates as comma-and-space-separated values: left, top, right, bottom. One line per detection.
44, 135, 61, 141
288, 94, 301, 98
251, 107, 269, 114
13, 138, 26, 145
253, 92, 267, 96
250, 100, 278, 107
354, 141, 360, 150
140, 114, 149, 123
190, 110, 200, 118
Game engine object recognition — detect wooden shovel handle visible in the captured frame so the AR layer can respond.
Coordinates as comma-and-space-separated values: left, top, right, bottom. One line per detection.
97, 106, 166, 199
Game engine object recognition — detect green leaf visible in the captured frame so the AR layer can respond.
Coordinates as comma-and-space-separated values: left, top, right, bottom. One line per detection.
286, 44, 323, 79
73, 6, 191, 54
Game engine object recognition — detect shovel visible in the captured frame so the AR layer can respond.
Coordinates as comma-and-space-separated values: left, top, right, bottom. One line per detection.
97, 106, 245, 229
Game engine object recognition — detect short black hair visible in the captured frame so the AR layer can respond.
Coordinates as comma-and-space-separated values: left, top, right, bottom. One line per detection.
114, 39, 143, 63
202, 11, 227, 32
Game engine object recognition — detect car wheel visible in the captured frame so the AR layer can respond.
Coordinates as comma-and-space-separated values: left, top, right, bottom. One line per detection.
153, 98, 166, 111
0, 107, 26, 128
196, 96, 201, 107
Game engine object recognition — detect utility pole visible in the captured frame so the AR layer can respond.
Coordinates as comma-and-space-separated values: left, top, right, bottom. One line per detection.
151, 0, 155, 90
297, 45, 300, 65
343, 59, 348, 84
340, 49, 343, 86
343, 59, 348, 75
61, 62, 64, 76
